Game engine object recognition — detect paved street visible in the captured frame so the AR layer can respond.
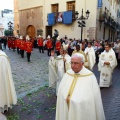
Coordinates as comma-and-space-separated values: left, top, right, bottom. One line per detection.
5, 48, 49, 98
2, 47, 120, 120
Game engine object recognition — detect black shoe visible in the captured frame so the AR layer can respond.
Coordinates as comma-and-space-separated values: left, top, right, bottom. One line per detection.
100, 87, 104, 90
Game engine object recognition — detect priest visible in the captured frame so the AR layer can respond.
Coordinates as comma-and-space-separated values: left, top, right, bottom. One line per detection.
49, 41, 71, 95
0, 113, 7, 120
98, 43, 117, 87
84, 42, 96, 70
56, 53, 105, 120
0, 44, 17, 113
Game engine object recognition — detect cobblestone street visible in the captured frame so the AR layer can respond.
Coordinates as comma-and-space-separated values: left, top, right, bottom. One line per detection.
5, 48, 49, 98
3, 47, 120, 120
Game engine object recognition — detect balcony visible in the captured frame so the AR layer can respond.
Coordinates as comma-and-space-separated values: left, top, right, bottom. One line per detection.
47, 10, 75, 26
99, 11, 106, 22
99, 11, 118, 29
110, 19, 117, 30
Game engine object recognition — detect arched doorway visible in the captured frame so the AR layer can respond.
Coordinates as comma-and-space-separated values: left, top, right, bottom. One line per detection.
26, 25, 35, 38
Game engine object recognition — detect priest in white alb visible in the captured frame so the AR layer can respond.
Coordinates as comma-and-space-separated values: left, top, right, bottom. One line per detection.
0, 45, 17, 113
0, 113, 7, 120
49, 39, 71, 95
56, 53, 105, 120
98, 43, 117, 87
84, 42, 96, 70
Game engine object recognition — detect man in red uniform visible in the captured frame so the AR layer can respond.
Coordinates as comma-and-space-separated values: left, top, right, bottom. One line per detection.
25, 36, 33, 62
46, 35, 53, 56
7, 36, 12, 50
19, 35, 25, 58
15, 35, 20, 54
11, 37, 16, 51
37, 35, 44, 53
56, 36, 61, 56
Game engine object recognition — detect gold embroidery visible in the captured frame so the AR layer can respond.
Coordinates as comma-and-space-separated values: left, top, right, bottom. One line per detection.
106, 74, 108, 77
106, 65, 110, 68
66, 75, 78, 108
66, 72, 92, 108
102, 73, 105, 76
102, 54, 105, 57
109, 55, 112, 58
66, 72, 92, 77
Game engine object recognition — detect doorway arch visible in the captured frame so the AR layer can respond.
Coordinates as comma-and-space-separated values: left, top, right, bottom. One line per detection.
26, 25, 35, 38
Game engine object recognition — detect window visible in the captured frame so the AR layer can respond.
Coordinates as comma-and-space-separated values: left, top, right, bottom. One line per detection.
51, 4, 58, 13
67, 1, 75, 20
67, 1, 75, 11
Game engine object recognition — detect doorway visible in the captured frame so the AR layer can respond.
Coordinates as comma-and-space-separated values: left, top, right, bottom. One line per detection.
26, 25, 35, 38
46, 26, 52, 38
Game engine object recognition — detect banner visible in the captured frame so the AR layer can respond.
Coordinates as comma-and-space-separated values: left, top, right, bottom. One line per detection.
98, 0, 102, 8
63, 11, 72, 24
48, 13, 55, 25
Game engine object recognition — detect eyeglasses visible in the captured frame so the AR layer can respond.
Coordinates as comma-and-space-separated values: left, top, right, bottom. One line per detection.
70, 61, 82, 65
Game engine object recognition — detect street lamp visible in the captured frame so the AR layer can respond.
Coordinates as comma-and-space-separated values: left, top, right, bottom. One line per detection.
75, 9, 90, 41
8, 21, 13, 36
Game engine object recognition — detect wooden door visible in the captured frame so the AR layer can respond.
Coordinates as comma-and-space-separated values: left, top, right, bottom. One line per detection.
46, 26, 52, 38
26, 25, 35, 38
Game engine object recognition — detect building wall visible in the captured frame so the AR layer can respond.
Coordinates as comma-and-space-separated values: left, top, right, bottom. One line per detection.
18, 0, 44, 37
19, 7, 43, 37
18, 0, 97, 39
14, 0, 19, 36
18, 0, 119, 40
96, 0, 120, 41
44, 0, 97, 40
18, 0, 44, 10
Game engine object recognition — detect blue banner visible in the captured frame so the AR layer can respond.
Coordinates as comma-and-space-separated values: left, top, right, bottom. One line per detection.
98, 0, 102, 8
48, 13, 55, 26
63, 11, 72, 24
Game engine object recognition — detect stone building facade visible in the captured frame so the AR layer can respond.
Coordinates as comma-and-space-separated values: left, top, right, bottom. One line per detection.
14, 0, 19, 36
14, 0, 120, 41
19, 7, 43, 37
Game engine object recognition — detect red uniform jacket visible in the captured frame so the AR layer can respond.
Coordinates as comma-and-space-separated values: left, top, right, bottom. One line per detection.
56, 41, 61, 51
7, 38, 12, 48
15, 39, 20, 48
25, 41, 33, 53
11, 39, 16, 49
46, 39, 53, 49
38, 38, 43, 46
20, 40, 25, 50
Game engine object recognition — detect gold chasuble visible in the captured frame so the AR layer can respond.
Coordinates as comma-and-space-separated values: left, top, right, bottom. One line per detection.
56, 66, 105, 120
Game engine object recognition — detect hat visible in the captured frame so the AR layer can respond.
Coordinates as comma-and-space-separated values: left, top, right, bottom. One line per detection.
47, 35, 50, 39
26, 35, 30, 41
15, 35, 19, 38
57, 36, 60, 41
20, 35, 23, 39
62, 42, 68, 51
38, 35, 42, 38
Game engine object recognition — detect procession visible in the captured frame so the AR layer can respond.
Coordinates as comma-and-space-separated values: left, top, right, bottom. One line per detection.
0, 33, 120, 119
1, 0, 120, 119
